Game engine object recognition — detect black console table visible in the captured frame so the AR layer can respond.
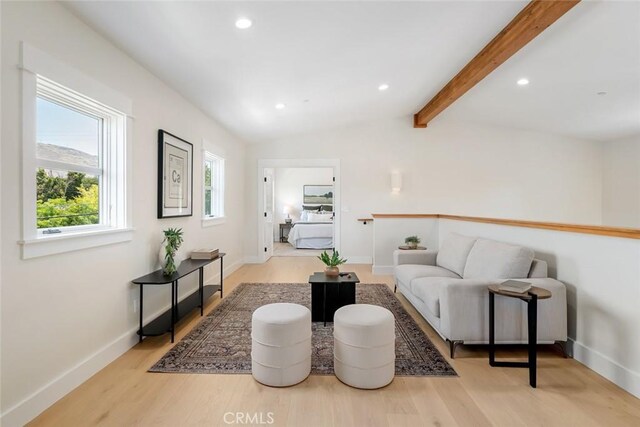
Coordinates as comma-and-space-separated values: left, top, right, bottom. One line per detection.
132, 254, 225, 343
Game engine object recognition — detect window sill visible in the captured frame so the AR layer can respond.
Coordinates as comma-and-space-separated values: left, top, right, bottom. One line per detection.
19, 227, 134, 259
202, 217, 226, 228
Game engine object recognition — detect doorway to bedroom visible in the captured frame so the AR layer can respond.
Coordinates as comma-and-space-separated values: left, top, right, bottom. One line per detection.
257, 159, 340, 263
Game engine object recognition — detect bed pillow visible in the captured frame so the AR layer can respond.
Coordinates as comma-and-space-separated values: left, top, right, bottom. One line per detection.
308, 212, 333, 222
300, 209, 320, 222
320, 205, 333, 212
302, 205, 320, 212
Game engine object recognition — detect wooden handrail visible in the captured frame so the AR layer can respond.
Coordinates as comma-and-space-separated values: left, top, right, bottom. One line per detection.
370, 214, 640, 240
371, 214, 438, 219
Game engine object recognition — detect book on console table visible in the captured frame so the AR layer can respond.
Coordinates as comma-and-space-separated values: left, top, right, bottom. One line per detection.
191, 248, 219, 259
498, 280, 531, 294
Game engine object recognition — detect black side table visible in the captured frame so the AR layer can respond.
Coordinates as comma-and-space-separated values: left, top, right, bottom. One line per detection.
488, 284, 552, 388
309, 272, 360, 326
279, 223, 293, 242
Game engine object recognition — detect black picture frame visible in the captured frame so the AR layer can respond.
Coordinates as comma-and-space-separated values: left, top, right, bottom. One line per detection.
157, 129, 193, 218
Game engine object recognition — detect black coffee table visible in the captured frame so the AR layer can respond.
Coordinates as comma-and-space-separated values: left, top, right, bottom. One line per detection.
309, 272, 360, 326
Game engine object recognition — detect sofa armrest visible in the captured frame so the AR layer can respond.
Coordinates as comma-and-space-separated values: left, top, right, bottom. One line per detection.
439, 278, 567, 343
528, 259, 548, 278
393, 249, 437, 266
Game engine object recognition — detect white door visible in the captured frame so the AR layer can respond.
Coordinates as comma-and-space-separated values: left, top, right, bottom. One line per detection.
263, 168, 275, 261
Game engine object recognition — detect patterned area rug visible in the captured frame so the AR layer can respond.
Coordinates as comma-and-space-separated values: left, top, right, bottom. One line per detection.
149, 283, 457, 377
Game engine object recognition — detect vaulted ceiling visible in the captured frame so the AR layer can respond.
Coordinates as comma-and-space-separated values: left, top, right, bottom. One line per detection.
65, 1, 640, 143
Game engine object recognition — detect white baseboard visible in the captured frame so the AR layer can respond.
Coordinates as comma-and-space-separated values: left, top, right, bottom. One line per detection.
244, 255, 261, 264
570, 338, 640, 399
344, 256, 372, 264
372, 265, 394, 275
1, 258, 245, 427
1, 330, 138, 427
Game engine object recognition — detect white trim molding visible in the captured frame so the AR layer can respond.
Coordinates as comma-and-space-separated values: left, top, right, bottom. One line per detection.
201, 217, 226, 228
372, 265, 394, 276
0, 331, 138, 427
256, 158, 341, 263
21, 42, 132, 115
20, 228, 134, 259
19, 42, 134, 258
344, 256, 373, 265
570, 338, 640, 398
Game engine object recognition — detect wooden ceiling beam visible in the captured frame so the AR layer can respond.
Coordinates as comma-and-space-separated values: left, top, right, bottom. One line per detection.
413, 0, 580, 128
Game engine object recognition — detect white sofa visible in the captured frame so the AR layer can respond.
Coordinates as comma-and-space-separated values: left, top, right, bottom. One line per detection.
394, 233, 567, 358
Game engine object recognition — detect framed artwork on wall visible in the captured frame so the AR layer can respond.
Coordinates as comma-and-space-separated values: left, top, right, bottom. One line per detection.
157, 129, 193, 218
303, 185, 333, 204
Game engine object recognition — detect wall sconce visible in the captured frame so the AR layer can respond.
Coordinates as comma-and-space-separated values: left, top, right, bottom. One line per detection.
391, 171, 402, 194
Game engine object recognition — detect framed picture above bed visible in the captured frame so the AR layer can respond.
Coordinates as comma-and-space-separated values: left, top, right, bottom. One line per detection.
157, 130, 193, 218
303, 185, 333, 205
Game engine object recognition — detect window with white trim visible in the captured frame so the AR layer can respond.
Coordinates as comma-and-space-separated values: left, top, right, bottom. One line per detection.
20, 43, 132, 259
203, 152, 225, 220
34, 77, 126, 235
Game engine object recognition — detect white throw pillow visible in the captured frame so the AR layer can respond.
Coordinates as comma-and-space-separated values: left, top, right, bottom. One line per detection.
300, 211, 309, 222
463, 239, 534, 279
436, 233, 477, 276
308, 212, 332, 222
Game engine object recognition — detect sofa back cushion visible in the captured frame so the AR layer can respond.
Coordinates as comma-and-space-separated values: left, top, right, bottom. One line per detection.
463, 239, 534, 279
436, 233, 477, 276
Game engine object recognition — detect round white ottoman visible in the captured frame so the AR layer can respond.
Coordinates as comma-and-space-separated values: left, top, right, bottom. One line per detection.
333, 304, 395, 389
251, 303, 311, 387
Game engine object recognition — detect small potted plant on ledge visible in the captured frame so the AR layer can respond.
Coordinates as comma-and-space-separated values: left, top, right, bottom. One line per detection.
159, 227, 184, 276
405, 235, 421, 249
318, 250, 347, 277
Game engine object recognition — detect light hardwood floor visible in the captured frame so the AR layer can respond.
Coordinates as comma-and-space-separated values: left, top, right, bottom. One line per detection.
30, 257, 640, 426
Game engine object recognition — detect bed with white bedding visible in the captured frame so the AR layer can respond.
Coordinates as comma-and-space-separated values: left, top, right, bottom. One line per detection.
287, 211, 334, 249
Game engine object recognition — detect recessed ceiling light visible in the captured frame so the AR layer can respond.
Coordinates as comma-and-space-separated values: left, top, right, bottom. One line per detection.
597, 91, 607, 96
378, 84, 389, 91
275, 103, 286, 110
235, 18, 252, 29
517, 78, 530, 86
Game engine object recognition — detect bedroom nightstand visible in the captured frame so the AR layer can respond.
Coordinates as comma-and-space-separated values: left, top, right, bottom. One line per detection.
279, 223, 294, 242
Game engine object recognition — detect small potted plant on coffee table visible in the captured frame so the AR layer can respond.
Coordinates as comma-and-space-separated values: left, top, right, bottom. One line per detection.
318, 250, 347, 277
405, 235, 421, 249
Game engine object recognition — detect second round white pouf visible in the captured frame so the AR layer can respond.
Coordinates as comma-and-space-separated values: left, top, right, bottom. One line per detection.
333, 304, 396, 389
251, 303, 311, 387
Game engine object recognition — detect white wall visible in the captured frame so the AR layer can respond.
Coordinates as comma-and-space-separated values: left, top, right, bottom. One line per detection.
602, 134, 640, 228
245, 116, 604, 262
273, 167, 333, 241
1, 2, 246, 425
436, 219, 640, 399
372, 217, 439, 274
0, 0, 3, 415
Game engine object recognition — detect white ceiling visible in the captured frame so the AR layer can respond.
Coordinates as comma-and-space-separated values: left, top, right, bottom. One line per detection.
64, 1, 640, 143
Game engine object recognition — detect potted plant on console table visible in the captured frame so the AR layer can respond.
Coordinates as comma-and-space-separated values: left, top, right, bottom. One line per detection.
159, 227, 184, 276
404, 235, 421, 249
318, 251, 347, 277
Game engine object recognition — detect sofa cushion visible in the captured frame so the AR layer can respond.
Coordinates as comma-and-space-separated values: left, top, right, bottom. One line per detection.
463, 239, 534, 279
410, 277, 453, 318
436, 233, 477, 276
395, 265, 460, 288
